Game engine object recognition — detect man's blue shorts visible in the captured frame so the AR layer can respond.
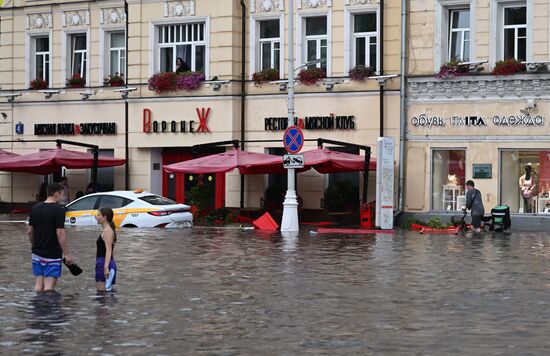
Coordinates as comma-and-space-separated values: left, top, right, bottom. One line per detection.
32, 254, 62, 278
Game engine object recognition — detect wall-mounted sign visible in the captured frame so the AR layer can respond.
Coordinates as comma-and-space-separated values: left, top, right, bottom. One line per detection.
15, 121, 24, 135
143, 108, 211, 133
265, 114, 355, 131
410, 114, 545, 128
34, 122, 117, 135
473, 164, 492, 179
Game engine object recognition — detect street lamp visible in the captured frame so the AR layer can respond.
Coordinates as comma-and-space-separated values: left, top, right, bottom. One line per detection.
281, 0, 325, 232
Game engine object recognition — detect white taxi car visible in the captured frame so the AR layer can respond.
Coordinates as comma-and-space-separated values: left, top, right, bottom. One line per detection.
65, 190, 193, 228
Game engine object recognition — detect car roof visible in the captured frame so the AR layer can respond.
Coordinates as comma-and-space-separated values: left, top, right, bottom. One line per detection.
76, 190, 158, 200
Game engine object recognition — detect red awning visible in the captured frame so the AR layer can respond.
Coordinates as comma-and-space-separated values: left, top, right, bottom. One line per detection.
0, 149, 19, 158
300, 148, 376, 173
0, 148, 126, 175
164, 148, 286, 175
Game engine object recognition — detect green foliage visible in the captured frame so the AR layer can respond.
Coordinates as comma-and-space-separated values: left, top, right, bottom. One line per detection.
323, 181, 359, 212
204, 207, 231, 225
252, 68, 280, 85
401, 217, 426, 229
187, 183, 213, 212
426, 217, 451, 229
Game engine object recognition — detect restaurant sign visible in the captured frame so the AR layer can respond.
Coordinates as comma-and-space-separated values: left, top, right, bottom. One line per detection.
143, 108, 211, 133
410, 114, 545, 128
265, 114, 355, 131
34, 122, 117, 135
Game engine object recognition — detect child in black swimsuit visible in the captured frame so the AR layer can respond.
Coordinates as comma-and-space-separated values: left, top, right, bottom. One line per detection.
94, 207, 117, 291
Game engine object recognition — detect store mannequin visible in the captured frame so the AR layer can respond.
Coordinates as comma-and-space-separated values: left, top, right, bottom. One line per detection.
519, 165, 536, 213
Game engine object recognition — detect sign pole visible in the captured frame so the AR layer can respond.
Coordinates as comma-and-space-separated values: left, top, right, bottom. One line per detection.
281, 0, 299, 232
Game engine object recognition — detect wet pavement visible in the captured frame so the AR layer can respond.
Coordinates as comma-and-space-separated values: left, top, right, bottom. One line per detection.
1, 222, 550, 355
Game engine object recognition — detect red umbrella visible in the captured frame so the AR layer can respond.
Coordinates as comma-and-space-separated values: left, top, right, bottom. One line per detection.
300, 148, 376, 173
0, 149, 19, 158
0, 148, 126, 174
164, 148, 286, 175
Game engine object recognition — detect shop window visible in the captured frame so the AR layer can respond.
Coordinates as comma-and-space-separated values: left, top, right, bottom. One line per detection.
325, 147, 360, 212
31, 36, 50, 85
304, 16, 328, 70
258, 19, 281, 71
69, 33, 87, 79
448, 9, 470, 61
431, 149, 466, 211
353, 12, 378, 70
500, 150, 549, 214
158, 22, 206, 73
109, 31, 126, 76
502, 5, 526, 61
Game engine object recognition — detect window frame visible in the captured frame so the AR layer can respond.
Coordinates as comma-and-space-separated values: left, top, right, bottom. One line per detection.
100, 26, 126, 83
149, 17, 210, 78
490, 0, 532, 66
434, 0, 475, 72
344, 6, 379, 75
352, 12, 379, 71
63, 29, 90, 86
250, 14, 285, 79
296, 11, 332, 76
430, 147, 468, 211
258, 19, 282, 72
27, 32, 52, 88
448, 8, 471, 61
502, 5, 527, 61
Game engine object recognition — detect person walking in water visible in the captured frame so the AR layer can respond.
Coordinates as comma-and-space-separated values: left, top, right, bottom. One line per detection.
28, 183, 75, 292
95, 207, 117, 291
464, 180, 485, 233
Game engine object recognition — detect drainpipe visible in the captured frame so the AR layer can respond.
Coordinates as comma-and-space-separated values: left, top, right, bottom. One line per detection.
124, 0, 129, 190
378, 0, 385, 137
397, 0, 408, 213
240, 0, 246, 209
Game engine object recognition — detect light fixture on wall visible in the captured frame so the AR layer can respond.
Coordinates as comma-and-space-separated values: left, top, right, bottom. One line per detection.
322, 78, 344, 91
80, 90, 96, 101
113, 87, 137, 99
519, 99, 536, 116
205, 80, 230, 91
0, 92, 22, 102
38, 89, 60, 99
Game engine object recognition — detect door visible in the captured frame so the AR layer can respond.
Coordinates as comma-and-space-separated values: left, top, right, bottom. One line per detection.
65, 195, 100, 226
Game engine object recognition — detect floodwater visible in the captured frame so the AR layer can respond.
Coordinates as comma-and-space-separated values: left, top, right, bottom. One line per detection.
1, 222, 550, 355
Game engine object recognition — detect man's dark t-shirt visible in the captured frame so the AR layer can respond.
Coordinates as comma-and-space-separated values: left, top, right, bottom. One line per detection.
29, 202, 66, 258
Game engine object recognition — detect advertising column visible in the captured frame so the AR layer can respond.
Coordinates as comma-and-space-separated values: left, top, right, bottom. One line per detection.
376, 137, 395, 229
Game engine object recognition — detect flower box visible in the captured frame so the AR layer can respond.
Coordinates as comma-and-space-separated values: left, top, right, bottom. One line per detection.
492, 59, 526, 76
297, 67, 326, 85
104, 73, 125, 87
349, 65, 373, 82
30, 78, 48, 90
436, 60, 470, 79
148, 71, 205, 93
252, 68, 279, 85
66, 73, 86, 88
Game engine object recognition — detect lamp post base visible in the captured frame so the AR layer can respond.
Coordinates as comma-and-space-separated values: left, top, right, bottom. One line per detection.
281, 189, 299, 232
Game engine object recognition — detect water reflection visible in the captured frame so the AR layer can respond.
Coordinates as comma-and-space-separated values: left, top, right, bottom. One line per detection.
1, 224, 549, 354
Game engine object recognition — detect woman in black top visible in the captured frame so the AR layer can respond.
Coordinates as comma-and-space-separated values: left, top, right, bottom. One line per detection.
94, 207, 117, 291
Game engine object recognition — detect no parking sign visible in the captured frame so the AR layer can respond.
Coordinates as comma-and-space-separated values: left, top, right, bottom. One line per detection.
283, 126, 304, 154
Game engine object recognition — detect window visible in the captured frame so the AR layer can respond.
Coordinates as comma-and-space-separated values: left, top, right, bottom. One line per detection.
158, 23, 206, 72
70, 33, 87, 78
258, 19, 281, 71
109, 32, 126, 76
431, 149, 466, 211
503, 6, 526, 60
500, 150, 549, 214
353, 13, 377, 70
448, 9, 470, 61
98, 195, 132, 209
32, 36, 50, 83
304, 16, 327, 69
67, 196, 98, 211
139, 195, 177, 206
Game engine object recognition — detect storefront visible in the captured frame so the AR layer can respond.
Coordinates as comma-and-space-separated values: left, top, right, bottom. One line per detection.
405, 78, 550, 216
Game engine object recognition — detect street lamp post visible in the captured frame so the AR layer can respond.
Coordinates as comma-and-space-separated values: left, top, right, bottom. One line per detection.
281, 0, 299, 232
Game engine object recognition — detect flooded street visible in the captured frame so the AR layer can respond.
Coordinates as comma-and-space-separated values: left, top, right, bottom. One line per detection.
1, 222, 550, 355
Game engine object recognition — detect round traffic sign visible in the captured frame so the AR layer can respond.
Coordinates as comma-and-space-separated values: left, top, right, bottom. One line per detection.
283, 126, 304, 154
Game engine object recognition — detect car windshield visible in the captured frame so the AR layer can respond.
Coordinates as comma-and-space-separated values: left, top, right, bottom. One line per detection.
139, 195, 177, 205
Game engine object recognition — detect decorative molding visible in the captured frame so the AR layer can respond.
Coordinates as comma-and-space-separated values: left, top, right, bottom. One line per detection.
100, 8, 126, 25
26, 14, 52, 30
297, 0, 332, 10
163, 1, 195, 17
250, 0, 284, 13
408, 75, 550, 101
345, 0, 379, 5
62, 10, 90, 27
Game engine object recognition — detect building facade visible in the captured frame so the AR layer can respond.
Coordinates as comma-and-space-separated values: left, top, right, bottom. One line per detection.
0, 0, 402, 212
406, 0, 550, 217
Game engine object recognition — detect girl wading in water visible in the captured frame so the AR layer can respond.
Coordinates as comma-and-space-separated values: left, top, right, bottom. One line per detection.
95, 207, 117, 291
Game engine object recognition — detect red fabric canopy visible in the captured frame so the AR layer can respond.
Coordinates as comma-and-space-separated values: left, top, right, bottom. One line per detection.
164, 148, 286, 175
0, 148, 126, 175
0, 149, 19, 158
300, 148, 376, 173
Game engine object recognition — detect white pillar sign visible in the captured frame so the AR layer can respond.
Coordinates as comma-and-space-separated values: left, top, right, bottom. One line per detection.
375, 137, 395, 229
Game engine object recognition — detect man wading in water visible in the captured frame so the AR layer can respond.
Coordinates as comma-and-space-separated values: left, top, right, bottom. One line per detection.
28, 183, 75, 292
464, 180, 485, 233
